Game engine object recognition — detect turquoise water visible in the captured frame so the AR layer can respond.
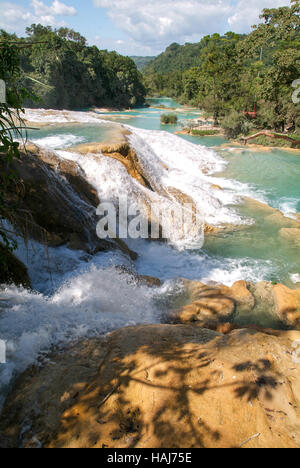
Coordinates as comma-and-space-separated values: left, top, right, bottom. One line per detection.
27, 98, 300, 287
94, 97, 203, 132
95, 97, 300, 218
219, 148, 300, 214
97, 99, 300, 286
27, 123, 120, 146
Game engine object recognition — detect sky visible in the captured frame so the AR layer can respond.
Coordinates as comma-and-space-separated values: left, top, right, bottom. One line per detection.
0, 0, 292, 56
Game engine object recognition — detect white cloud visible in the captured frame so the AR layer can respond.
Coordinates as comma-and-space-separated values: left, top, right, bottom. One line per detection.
31, 0, 76, 17
93, 0, 291, 53
0, 0, 77, 34
227, 0, 291, 32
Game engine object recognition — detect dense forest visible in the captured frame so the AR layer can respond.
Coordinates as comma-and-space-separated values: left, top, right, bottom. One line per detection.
0, 25, 146, 110
130, 56, 156, 71
144, 1, 300, 137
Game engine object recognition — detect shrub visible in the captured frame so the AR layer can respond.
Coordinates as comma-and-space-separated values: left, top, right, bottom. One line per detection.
190, 129, 220, 136
161, 113, 178, 124
221, 110, 254, 139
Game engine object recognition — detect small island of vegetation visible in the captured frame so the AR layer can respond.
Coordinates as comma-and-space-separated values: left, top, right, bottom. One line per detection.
160, 113, 178, 124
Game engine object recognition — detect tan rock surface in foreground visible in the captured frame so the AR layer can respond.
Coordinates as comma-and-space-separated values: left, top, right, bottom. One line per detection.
177, 280, 254, 326
176, 280, 300, 331
1, 325, 300, 448
273, 284, 300, 329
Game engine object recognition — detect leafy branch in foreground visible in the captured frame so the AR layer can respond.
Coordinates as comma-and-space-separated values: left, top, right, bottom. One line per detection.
0, 40, 32, 269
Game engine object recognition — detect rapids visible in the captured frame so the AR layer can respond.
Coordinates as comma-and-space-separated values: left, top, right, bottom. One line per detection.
0, 98, 299, 405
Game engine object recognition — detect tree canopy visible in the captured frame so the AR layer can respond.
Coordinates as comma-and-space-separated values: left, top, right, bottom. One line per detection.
1, 25, 146, 110
144, 1, 300, 135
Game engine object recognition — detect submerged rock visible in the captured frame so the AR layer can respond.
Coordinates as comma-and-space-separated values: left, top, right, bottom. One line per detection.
1, 325, 300, 448
279, 228, 300, 248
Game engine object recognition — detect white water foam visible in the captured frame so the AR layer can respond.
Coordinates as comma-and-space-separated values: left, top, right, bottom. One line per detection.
32, 134, 86, 149
22, 108, 112, 125
290, 273, 300, 284
129, 239, 274, 285
57, 125, 248, 247
126, 127, 248, 226
278, 198, 299, 220
0, 266, 167, 407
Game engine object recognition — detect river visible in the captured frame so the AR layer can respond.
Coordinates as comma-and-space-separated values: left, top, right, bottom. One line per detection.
0, 97, 299, 404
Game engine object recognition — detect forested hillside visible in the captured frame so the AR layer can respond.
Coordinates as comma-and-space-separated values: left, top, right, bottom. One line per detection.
130, 56, 156, 71
144, 38, 247, 74
0, 25, 146, 110
144, 1, 300, 136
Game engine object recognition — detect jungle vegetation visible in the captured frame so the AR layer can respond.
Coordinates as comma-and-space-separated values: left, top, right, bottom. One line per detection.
1, 25, 146, 110
160, 113, 178, 124
144, 1, 300, 138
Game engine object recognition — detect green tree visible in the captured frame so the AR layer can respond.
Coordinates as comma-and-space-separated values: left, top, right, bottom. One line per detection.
0, 39, 31, 265
21, 25, 146, 110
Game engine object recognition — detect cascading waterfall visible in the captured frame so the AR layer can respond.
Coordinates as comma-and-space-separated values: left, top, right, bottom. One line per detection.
0, 110, 278, 407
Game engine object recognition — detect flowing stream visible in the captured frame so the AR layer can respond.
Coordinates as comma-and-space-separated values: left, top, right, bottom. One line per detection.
0, 97, 299, 405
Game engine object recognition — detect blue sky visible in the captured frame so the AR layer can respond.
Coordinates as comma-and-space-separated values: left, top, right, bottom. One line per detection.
0, 0, 291, 55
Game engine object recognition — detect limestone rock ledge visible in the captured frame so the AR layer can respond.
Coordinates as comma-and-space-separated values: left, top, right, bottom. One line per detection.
174, 280, 300, 331
1, 324, 300, 448
0, 142, 138, 269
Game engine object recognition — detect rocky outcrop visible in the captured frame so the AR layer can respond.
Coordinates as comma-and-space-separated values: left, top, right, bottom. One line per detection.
1, 143, 137, 260
243, 197, 300, 230
70, 141, 154, 191
173, 280, 300, 331
1, 324, 300, 448
0, 244, 31, 288
2, 143, 99, 250
273, 284, 300, 329
175, 280, 254, 327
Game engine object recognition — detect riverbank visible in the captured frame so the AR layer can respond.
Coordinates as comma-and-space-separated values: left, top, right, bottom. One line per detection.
177, 117, 300, 151
219, 141, 300, 154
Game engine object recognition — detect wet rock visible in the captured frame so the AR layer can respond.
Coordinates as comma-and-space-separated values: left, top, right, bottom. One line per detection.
114, 266, 162, 287
136, 275, 162, 287
176, 280, 255, 327
1, 325, 300, 448
70, 141, 154, 191
211, 184, 223, 190
1, 143, 99, 251
174, 280, 300, 331
0, 244, 31, 288
1, 143, 136, 260
273, 284, 300, 329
